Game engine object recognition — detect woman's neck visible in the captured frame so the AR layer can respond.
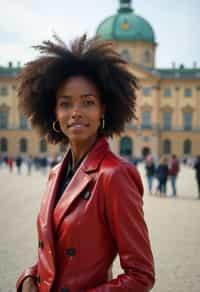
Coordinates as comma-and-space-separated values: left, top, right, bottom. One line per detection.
70, 136, 98, 168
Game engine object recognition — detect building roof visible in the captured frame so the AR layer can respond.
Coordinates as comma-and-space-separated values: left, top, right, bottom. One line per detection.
0, 65, 199, 81
96, 0, 156, 44
0, 66, 21, 78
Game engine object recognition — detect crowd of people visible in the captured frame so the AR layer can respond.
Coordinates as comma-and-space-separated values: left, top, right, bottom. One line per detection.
1, 152, 200, 199
143, 153, 200, 199
0, 154, 63, 175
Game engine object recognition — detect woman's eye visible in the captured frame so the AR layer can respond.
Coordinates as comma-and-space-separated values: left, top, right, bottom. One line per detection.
60, 102, 71, 108
83, 100, 95, 106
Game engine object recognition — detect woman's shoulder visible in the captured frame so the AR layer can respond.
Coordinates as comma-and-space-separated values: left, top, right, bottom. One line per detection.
100, 150, 142, 182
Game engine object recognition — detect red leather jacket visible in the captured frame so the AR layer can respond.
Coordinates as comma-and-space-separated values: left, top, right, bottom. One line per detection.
16, 138, 155, 291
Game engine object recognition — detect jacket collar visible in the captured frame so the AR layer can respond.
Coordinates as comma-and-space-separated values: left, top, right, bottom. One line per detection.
51, 136, 109, 177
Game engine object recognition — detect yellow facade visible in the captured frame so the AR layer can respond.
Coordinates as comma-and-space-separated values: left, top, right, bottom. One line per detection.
0, 11, 200, 159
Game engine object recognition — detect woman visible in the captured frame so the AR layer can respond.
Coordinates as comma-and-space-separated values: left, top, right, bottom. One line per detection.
155, 156, 169, 196
16, 35, 155, 292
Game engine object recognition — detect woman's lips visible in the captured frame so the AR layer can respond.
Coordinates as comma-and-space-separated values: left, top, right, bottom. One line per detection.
68, 123, 89, 129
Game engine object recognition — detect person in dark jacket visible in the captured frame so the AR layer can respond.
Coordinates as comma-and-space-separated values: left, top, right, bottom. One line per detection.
145, 155, 156, 194
169, 154, 180, 197
194, 155, 200, 199
156, 155, 169, 196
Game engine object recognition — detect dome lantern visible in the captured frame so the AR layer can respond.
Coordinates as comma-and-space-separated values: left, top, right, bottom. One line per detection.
118, 0, 133, 13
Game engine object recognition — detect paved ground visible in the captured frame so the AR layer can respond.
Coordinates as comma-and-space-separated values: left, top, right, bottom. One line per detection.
0, 163, 200, 292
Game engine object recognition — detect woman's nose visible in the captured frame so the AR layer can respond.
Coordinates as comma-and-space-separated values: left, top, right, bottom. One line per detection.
71, 105, 82, 119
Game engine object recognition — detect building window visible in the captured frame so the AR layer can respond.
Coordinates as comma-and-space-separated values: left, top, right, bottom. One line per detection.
143, 87, 151, 96
144, 50, 151, 63
0, 86, 8, 96
121, 49, 131, 63
183, 139, 192, 155
120, 136, 133, 156
163, 111, 172, 129
184, 88, 192, 97
0, 111, 8, 129
19, 138, 28, 153
183, 112, 192, 130
142, 111, 151, 128
20, 116, 28, 129
163, 88, 172, 97
40, 139, 47, 153
163, 139, 171, 154
0, 137, 8, 152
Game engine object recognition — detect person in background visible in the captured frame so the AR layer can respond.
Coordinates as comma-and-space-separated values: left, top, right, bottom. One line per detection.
194, 155, 200, 199
16, 34, 155, 292
168, 154, 180, 197
15, 155, 23, 175
155, 155, 169, 196
145, 154, 156, 195
26, 155, 33, 175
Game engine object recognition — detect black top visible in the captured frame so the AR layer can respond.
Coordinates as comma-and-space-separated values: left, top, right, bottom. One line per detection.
55, 150, 88, 205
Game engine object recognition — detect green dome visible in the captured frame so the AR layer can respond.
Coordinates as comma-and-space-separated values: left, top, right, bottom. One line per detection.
96, 1, 156, 44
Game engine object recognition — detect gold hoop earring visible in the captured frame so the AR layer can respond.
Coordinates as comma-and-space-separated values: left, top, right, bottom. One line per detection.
53, 120, 61, 133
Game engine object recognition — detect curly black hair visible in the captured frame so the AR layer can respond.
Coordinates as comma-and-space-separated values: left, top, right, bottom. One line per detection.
17, 34, 138, 144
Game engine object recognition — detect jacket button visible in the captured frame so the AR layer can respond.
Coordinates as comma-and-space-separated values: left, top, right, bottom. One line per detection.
38, 240, 44, 249
61, 288, 69, 292
36, 275, 40, 283
82, 190, 91, 200
66, 248, 76, 256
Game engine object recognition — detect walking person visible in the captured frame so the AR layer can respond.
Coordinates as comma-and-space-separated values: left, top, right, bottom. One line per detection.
155, 156, 169, 196
168, 154, 180, 197
26, 155, 33, 176
145, 155, 156, 194
194, 155, 200, 199
16, 35, 155, 292
15, 155, 23, 175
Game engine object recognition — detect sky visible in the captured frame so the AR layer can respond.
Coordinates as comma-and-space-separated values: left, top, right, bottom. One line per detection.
0, 0, 199, 69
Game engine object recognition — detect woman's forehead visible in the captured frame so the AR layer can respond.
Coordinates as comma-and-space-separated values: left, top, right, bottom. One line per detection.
57, 76, 100, 97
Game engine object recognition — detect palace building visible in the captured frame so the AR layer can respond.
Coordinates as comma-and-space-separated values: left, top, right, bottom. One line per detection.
0, 0, 200, 158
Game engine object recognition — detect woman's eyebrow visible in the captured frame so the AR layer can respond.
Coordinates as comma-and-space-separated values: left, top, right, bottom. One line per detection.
58, 93, 96, 99
81, 93, 96, 97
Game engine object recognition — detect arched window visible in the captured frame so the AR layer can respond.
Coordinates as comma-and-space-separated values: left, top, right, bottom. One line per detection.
20, 138, 28, 153
144, 50, 151, 63
163, 111, 172, 130
183, 112, 192, 130
40, 139, 47, 153
163, 139, 171, 154
120, 136, 133, 156
0, 111, 8, 129
121, 49, 131, 63
142, 111, 151, 128
183, 139, 192, 155
0, 137, 8, 152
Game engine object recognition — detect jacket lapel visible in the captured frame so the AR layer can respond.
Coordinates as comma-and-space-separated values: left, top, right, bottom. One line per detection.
38, 152, 70, 266
53, 137, 109, 233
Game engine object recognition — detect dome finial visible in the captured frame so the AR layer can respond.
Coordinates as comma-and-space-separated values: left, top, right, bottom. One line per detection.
119, 0, 133, 12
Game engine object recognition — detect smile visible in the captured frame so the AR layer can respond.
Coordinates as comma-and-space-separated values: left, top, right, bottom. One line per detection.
68, 123, 89, 128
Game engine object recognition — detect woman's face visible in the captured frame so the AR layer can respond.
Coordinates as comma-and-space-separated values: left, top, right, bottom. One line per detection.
55, 76, 105, 146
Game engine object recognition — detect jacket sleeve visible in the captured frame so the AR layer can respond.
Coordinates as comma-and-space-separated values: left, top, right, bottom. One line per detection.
88, 163, 155, 292
16, 261, 38, 291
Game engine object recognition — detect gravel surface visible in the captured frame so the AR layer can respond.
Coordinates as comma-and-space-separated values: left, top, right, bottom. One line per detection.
0, 163, 199, 292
